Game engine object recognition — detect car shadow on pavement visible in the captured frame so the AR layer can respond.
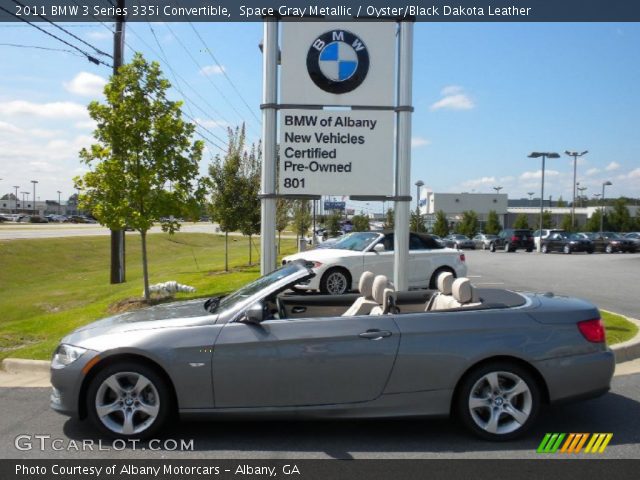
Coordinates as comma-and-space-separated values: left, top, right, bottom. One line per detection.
62, 391, 640, 459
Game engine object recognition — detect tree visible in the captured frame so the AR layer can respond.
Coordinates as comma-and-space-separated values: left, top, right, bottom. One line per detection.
458, 210, 479, 238
485, 210, 501, 235
75, 53, 204, 301
208, 127, 246, 272
238, 139, 261, 265
292, 200, 311, 240
557, 196, 567, 207
608, 198, 633, 232
276, 198, 291, 253
585, 209, 604, 232
538, 210, 554, 229
410, 211, 426, 232
513, 213, 529, 229
352, 214, 370, 232
327, 211, 342, 237
560, 214, 573, 233
383, 208, 394, 230
432, 210, 449, 237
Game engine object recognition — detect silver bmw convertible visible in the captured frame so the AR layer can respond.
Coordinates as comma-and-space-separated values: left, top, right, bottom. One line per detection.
50, 260, 614, 441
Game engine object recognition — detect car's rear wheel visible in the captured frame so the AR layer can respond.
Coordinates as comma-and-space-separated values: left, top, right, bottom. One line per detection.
87, 362, 172, 439
504, 243, 511, 253
605, 244, 613, 254
563, 245, 571, 254
456, 362, 541, 441
489, 243, 496, 252
320, 268, 351, 295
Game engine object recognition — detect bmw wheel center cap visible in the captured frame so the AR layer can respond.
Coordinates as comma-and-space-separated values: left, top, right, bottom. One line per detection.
307, 30, 370, 94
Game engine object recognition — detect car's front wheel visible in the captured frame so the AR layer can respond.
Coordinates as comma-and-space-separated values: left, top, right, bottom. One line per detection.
87, 362, 172, 439
319, 268, 351, 295
489, 243, 496, 252
563, 245, 571, 254
456, 362, 541, 441
541, 244, 549, 254
504, 243, 511, 253
605, 244, 613, 254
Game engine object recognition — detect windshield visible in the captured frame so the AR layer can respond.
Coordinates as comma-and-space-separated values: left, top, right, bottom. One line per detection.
210, 262, 308, 313
331, 232, 380, 251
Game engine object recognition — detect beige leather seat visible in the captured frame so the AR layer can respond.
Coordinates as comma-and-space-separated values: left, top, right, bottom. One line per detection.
426, 271, 455, 311
342, 271, 378, 316
448, 278, 482, 309
369, 275, 397, 316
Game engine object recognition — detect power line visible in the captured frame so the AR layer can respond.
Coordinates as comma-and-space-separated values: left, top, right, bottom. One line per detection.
11, 0, 112, 58
0, 5, 112, 67
69, 0, 115, 34
0, 42, 85, 57
187, 22, 261, 125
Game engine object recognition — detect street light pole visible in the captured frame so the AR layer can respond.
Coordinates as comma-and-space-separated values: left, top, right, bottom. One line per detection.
13, 185, 19, 214
493, 186, 503, 195
57, 191, 62, 215
30, 180, 38, 216
564, 150, 588, 229
415, 180, 424, 231
21, 192, 28, 213
527, 191, 534, 206
600, 181, 612, 233
577, 186, 587, 208
528, 152, 560, 252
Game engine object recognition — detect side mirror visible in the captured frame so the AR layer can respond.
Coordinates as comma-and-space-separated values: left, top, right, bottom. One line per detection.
240, 303, 264, 325
373, 243, 385, 253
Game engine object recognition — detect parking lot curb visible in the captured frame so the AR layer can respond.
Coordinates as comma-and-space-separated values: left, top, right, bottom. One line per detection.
607, 311, 640, 364
1, 358, 49, 375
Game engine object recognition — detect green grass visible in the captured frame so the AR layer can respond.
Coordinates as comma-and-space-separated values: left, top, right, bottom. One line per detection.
602, 310, 638, 345
0, 233, 296, 360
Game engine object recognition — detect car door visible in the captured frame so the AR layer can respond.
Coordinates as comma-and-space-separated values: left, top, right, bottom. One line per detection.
408, 234, 433, 287
212, 314, 400, 408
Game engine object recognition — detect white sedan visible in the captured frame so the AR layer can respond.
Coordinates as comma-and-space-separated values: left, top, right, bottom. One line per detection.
282, 231, 468, 295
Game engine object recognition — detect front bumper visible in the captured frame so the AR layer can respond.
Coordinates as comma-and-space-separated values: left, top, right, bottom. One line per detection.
50, 349, 101, 417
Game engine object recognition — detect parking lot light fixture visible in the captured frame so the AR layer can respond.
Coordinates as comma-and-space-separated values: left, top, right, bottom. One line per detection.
577, 185, 587, 207
57, 190, 62, 215
601, 181, 612, 233
415, 180, 424, 214
493, 186, 503, 195
13, 185, 19, 214
30, 180, 38, 216
528, 152, 560, 252
565, 150, 588, 228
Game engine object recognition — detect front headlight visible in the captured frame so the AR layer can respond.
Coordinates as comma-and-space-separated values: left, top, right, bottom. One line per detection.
51, 344, 87, 368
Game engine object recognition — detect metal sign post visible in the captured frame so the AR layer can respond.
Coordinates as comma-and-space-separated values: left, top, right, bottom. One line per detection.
260, 19, 278, 275
393, 21, 414, 292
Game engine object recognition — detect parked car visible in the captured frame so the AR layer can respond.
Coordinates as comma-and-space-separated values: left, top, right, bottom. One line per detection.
575, 232, 596, 241
472, 233, 498, 250
489, 229, 534, 252
540, 233, 594, 254
443, 234, 476, 249
50, 260, 615, 441
532, 229, 565, 249
282, 231, 467, 294
591, 232, 637, 253
624, 232, 640, 249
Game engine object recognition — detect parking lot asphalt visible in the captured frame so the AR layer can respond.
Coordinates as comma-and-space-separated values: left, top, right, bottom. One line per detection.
464, 249, 640, 319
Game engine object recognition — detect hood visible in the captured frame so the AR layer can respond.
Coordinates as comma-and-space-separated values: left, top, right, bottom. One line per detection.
283, 248, 364, 262
64, 299, 214, 344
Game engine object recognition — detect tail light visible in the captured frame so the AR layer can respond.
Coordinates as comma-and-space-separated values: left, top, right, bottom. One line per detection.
577, 318, 606, 343
459, 253, 466, 262
511, 235, 518, 242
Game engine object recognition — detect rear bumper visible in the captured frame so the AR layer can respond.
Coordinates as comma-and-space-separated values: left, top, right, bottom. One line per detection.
534, 349, 615, 404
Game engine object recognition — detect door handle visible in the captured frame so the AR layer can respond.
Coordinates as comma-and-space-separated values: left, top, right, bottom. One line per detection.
359, 329, 392, 340
291, 306, 306, 313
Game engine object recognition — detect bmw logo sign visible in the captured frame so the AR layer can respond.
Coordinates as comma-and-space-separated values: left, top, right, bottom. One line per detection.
306, 30, 370, 94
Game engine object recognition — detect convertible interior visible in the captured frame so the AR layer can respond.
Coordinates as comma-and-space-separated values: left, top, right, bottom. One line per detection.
266, 272, 527, 320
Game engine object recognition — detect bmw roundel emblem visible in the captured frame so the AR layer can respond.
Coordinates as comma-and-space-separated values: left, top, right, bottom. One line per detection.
306, 30, 370, 94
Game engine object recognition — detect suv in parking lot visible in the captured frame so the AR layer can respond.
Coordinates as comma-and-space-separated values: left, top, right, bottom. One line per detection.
489, 229, 534, 252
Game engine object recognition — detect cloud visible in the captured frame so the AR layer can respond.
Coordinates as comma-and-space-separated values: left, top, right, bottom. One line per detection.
0, 100, 88, 119
430, 86, 475, 111
199, 65, 226, 76
411, 137, 431, 148
605, 161, 620, 171
619, 168, 640, 180
586, 167, 600, 176
64, 72, 107, 97
460, 176, 497, 189
0, 121, 22, 134
74, 120, 98, 130
519, 169, 560, 180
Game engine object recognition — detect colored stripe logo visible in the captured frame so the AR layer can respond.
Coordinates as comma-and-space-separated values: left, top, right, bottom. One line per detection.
537, 433, 613, 454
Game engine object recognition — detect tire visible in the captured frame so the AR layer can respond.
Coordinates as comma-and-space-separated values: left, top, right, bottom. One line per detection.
525, 249, 533, 253
87, 362, 172, 439
481, 243, 486, 250
429, 267, 455, 289
587, 249, 594, 254
504, 243, 511, 253
456, 362, 541, 441
489, 243, 496, 253
563, 245, 571, 254
541, 244, 548, 254
605, 244, 613, 254
319, 268, 351, 295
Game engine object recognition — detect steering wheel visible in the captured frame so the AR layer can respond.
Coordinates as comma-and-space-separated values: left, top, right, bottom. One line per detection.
276, 296, 286, 319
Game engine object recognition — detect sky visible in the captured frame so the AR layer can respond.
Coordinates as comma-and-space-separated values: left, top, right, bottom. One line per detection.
1, 21, 639, 214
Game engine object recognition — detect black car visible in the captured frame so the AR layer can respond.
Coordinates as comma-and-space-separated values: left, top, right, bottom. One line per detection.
592, 232, 637, 253
541, 233, 594, 254
490, 229, 534, 252
443, 234, 476, 249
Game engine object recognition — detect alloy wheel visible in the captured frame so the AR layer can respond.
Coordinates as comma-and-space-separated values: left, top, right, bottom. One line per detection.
324, 271, 348, 295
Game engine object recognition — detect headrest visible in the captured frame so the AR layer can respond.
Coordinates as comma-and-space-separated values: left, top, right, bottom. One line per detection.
381, 288, 396, 314
371, 275, 389, 304
359, 271, 375, 299
452, 278, 473, 304
437, 272, 454, 295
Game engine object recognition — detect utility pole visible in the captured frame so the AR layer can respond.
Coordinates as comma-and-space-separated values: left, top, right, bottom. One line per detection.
110, 0, 126, 284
